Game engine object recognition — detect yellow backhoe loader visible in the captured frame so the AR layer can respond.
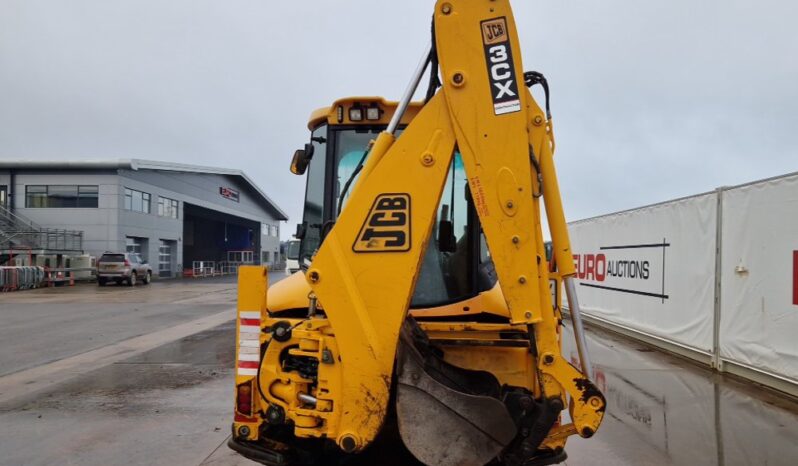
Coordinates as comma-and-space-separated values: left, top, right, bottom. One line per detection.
229, 1, 604, 464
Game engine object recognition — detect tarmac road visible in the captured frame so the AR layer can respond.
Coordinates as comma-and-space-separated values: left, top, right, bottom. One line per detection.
0, 275, 265, 466
1, 275, 798, 465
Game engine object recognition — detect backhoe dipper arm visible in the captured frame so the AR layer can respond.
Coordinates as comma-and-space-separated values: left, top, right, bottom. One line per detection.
305, 0, 604, 453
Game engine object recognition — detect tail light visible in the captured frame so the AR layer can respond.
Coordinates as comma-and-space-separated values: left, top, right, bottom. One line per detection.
124, 259, 131, 266
236, 381, 253, 416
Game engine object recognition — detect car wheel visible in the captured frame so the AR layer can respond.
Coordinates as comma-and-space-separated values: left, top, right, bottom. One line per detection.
129, 272, 137, 286
98, 278, 106, 286
143, 271, 152, 285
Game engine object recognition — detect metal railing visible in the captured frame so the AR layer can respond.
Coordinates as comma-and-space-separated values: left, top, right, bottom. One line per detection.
0, 204, 84, 251
190, 261, 252, 278
0, 266, 45, 291
0, 266, 96, 292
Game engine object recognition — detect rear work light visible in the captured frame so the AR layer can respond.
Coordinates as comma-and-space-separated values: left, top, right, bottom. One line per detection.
237, 381, 253, 416
366, 105, 381, 121
349, 106, 363, 121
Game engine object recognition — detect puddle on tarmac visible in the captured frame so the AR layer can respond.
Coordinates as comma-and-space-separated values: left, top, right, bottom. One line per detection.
562, 325, 798, 466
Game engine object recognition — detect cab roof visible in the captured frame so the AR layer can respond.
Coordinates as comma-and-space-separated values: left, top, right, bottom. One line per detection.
308, 96, 425, 130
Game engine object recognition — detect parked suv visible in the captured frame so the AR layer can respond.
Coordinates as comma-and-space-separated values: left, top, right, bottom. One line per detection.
97, 252, 152, 286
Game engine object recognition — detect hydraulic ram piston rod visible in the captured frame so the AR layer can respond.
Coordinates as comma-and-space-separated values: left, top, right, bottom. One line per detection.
564, 276, 593, 377
386, 42, 432, 135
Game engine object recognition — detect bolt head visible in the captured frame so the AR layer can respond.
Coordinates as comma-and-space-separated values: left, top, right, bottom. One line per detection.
524, 311, 533, 319
441, 3, 452, 14
542, 353, 555, 365
533, 115, 544, 126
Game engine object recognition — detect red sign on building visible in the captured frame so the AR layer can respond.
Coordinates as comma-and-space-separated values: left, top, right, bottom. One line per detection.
220, 187, 240, 202
793, 251, 798, 306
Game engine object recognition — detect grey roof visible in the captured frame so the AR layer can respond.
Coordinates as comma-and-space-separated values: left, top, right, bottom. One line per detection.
0, 158, 288, 220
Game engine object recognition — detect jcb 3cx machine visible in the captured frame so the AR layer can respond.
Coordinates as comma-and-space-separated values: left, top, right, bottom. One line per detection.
229, 1, 604, 465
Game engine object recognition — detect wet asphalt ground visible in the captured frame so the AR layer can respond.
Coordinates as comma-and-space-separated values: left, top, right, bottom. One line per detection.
1, 276, 798, 465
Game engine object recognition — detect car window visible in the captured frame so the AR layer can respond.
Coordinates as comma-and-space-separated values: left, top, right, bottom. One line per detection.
100, 254, 125, 263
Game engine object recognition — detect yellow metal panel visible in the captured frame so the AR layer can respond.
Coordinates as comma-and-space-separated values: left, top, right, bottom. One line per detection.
306, 94, 457, 450
435, 0, 544, 325
233, 265, 268, 440
266, 271, 313, 311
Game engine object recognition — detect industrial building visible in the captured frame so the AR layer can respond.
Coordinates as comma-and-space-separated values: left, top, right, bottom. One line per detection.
0, 159, 287, 277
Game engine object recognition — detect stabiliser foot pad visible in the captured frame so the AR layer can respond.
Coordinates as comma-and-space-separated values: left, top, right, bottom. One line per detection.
227, 437, 293, 466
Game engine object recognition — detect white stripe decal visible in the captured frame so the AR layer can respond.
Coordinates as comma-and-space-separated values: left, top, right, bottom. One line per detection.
239, 325, 260, 334
237, 368, 258, 376
238, 353, 260, 362
238, 346, 259, 355
239, 311, 260, 319
239, 340, 260, 348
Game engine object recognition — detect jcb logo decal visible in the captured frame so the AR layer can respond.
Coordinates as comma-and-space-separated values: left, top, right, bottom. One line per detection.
353, 194, 411, 253
481, 18, 507, 44
480, 17, 521, 115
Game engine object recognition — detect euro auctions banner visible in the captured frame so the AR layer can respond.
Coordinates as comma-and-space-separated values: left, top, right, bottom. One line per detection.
719, 174, 798, 382
568, 193, 717, 353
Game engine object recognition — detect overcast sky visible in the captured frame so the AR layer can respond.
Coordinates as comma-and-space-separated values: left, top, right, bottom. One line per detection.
1, 0, 797, 238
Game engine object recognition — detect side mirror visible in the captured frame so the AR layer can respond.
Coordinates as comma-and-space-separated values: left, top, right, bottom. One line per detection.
290, 143, 315, 175
295, 222, 308, 240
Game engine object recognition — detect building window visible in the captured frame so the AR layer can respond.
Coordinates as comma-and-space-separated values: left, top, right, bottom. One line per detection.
157, 196, 179, 219
263, 251, 270, 263
124, 188, 151, 213
25, 185, 98, 208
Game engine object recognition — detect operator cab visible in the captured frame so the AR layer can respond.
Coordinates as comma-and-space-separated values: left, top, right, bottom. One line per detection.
291, 97, 497, 310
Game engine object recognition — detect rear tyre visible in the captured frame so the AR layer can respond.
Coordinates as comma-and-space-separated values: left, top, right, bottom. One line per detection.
143, 271, 152, 285
128, 272, 137, 286
97, 278, 107, 286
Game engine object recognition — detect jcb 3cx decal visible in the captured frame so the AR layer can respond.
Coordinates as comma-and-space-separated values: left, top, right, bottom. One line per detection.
353, 194, 411, 253
481, 17, 521, 115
